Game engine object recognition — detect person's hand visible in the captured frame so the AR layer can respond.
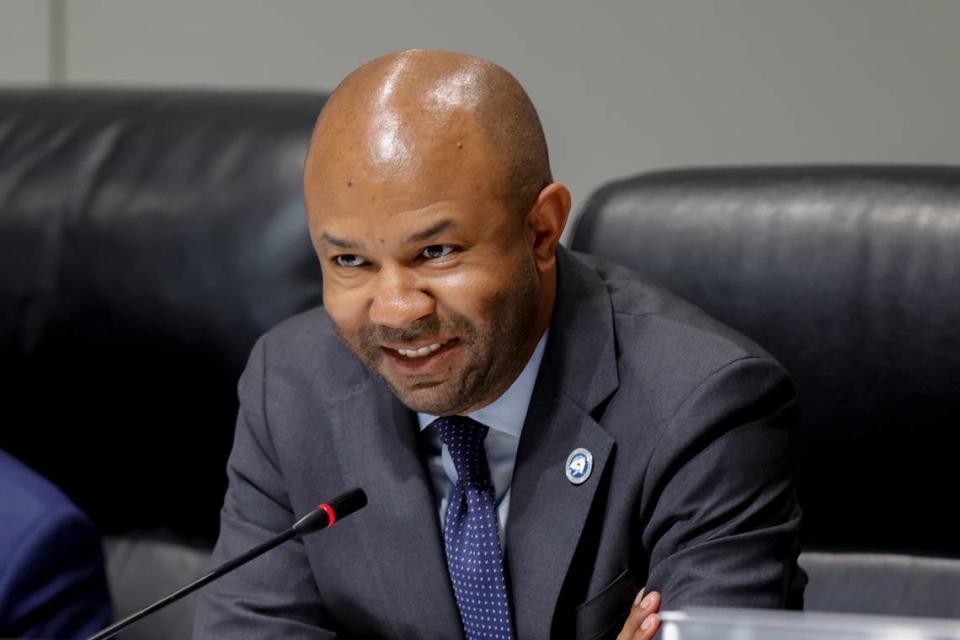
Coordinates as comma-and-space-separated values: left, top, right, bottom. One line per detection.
616, 589, 661, 640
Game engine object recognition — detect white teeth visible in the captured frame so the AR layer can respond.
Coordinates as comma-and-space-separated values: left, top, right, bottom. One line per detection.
396, 342, 444, 358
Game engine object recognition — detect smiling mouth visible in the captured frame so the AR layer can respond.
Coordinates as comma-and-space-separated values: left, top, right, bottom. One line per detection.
382, 338, 458, 362
395, 342, 445, 358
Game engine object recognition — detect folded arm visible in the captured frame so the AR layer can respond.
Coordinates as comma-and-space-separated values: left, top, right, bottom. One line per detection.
641, 356, 805, 611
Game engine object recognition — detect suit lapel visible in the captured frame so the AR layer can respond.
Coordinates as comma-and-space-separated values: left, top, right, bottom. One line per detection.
328, 378, 463, 640
507, 248, 620, 638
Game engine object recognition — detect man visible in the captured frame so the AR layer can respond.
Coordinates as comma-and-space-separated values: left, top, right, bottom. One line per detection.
0, 449, 113, 639
194, 50, 804, 640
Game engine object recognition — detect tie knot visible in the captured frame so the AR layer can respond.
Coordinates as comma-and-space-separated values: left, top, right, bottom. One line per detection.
430, 416, 491, 487
431, 415, 487, 446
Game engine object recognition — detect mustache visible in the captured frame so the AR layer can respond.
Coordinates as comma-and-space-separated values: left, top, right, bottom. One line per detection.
360, 315, 444, 345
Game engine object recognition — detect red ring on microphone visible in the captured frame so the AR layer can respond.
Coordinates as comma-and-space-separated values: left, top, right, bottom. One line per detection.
318, 503, 336, 527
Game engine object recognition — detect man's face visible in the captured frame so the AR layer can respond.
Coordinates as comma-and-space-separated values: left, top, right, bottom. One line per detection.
305, 132, 545, 416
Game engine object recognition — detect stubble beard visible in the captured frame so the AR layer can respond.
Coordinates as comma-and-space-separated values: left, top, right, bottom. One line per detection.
334, 264, 542, 416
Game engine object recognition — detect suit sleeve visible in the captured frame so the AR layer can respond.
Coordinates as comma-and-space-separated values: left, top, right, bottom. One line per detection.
641, 356, 806, 610
193, 337, 338, 639
0, 505, 112, 640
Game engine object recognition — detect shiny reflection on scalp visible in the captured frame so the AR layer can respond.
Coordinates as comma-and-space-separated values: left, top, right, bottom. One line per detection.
426, 70, 481, 111
369, 58, 412, 166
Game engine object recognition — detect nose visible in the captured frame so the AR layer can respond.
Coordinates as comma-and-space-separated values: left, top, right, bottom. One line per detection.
368, 265, 435, 329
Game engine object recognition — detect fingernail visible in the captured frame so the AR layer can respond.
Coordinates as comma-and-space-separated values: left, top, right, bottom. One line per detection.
641, 617, 652, 630
640, 594, 653, 609
633, 589, 645, 607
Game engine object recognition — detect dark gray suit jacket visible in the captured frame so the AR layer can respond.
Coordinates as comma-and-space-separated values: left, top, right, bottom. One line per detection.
193, 248, 805, 640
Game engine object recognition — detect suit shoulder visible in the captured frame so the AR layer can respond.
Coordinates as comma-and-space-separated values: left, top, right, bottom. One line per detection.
248, 306, 368, 388
259, 307, 341, 362
0, 451, 91, 561
566, 254, 794, 441
575, 252, 779, 366
260, 306, 336, 352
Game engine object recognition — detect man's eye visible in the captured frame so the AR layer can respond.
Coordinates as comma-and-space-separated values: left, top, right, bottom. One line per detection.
334, 254, 368, 268
420, 245, 455, 260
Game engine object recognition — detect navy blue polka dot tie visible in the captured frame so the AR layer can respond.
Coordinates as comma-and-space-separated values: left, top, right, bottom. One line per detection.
431, 416, 515, 640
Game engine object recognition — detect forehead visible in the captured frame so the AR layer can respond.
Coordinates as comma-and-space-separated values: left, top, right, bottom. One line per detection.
305, 112, 509, 234
309, 180, 506, 248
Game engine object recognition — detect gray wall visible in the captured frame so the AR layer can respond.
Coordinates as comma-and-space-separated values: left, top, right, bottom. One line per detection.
0, 0, 51, 83
3, 0, 960, 219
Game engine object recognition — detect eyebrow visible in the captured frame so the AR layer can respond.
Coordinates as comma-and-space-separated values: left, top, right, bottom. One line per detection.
318, 219, 456, 249
319, 233, 363, 249
406, 219, 456, 244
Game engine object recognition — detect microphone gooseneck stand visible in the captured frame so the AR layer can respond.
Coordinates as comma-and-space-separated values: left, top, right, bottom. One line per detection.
85, 488, 368, 640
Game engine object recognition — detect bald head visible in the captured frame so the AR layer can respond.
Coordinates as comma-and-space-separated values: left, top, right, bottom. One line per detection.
305, 49, 552, 217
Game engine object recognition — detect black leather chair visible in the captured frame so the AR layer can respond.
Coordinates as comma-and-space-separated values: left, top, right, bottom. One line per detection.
0, 88, 326, 638
571, 166, 960, 617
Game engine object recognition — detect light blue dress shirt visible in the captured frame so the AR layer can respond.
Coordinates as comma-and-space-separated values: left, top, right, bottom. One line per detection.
418, 331, 548, 544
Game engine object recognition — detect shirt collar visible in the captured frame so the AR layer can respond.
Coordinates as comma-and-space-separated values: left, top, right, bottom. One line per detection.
417, 330, 549, 438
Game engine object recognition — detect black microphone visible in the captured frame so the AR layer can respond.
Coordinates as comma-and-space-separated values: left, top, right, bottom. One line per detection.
86, 488, 368, 640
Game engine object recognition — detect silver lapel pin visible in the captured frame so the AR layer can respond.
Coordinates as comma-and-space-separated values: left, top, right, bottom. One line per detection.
565, 447, 593, 485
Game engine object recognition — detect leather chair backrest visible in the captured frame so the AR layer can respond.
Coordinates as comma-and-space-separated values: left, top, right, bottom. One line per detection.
0, 89, 326, 543
103, 536, 211, 640
800, 552, 960, 617
571, 167, 960, 557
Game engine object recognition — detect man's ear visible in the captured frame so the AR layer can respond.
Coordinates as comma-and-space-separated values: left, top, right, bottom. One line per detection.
525, 182, 571, 272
